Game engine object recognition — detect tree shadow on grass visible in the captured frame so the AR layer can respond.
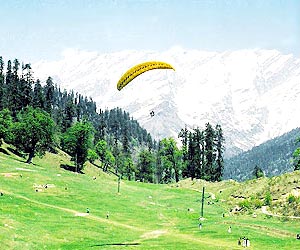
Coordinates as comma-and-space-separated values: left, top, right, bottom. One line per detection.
60, 164, 84, 174
90, 243, 140, 247
0, 148, 10, 155
7, 147, 26, 158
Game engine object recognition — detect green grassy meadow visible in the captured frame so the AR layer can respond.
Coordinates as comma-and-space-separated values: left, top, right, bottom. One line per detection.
1, 146, 300, 249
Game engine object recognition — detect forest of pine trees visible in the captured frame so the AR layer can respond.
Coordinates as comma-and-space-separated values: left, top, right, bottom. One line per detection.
178, 123, 225, 182
0, 56, 225, 183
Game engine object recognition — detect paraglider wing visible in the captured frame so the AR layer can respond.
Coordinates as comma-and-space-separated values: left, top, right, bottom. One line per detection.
117, 61, 175, 91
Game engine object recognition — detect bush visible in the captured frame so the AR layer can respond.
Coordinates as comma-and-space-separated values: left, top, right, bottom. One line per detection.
287, 194, 296, 204
239, 200, 251, 209
253, 199, 263, 209
264, 191, 272, 206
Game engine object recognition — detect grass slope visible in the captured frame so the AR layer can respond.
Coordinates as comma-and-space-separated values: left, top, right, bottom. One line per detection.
1, 144, 300, 249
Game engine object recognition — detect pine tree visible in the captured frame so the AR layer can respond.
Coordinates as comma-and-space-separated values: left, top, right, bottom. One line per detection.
178, 126, 190, 178
193, 128, 205, 179
187, 131, 196, 179
122, 121, 131, 155
43, 77, 55, 114
204, 123, 216, 181
95, 109, 106, 141
32, 79, 45, 109
62, 93, 76, 132
253, 165, 264, 178
6, 60, 18, 116
19, 63, 33, 108
0, 56, 4, 109
214, 124, 225, 181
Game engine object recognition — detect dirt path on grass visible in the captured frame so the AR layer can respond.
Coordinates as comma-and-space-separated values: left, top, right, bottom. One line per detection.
223, 220, 295, 238
261, 206, 300, 219
2, 189, 141, 231
3, 189, 294, 249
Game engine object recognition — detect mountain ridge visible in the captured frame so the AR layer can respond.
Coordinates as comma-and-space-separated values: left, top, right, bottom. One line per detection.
224, 127, 300, 181
33, 47, 300, 157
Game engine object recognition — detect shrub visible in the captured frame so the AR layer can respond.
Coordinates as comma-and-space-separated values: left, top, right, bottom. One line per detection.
287, 194, 296, 204
239, 200, 251, 209
253, 199, 263, 209
264, 191, 272, 206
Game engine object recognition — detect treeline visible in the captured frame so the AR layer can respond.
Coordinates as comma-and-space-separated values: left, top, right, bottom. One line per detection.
0, 56, 153, 169
178, 124, 225, 182
0, 56, 225, 183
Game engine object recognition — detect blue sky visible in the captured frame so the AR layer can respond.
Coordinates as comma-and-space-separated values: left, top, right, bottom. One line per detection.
0, 0, 299, 62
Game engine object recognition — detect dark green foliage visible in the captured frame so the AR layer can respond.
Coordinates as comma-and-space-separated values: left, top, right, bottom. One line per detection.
95, 139, 115, 171
0, 109, 13, 145
157, 138, 182, 183
0, 55, 155, 175
44, 77, 55, 114
61, 121, 94, 172
136, 149, 155, 182
179, 123, 225, 182
122, 156, 135, 180
293, 137, 300, 171
32, 79, 45, 109
253, 165, 264, 179
19, 63, 33, 108
224, 128, 300, 181
264, 191, 272, 206
287, 194, 297, 204
155, 142, 164, 183
12, 107, 55, 163
87, 149, 98, 163
204, 123, 215, 179
214, 124, 225, 181
0, 56, 4, 109
5, 60, 18, 116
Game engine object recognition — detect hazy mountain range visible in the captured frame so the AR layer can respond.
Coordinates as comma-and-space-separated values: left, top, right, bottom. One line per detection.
33, 47, 300, 157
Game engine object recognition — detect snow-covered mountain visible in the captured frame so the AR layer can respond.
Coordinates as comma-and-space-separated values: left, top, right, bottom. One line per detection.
33, 47, 300, 157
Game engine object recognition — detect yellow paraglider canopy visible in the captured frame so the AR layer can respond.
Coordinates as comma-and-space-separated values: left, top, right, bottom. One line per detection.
117, 61, 175, 91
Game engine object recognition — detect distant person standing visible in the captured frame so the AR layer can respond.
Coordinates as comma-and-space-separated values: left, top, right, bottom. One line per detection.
198, 222, 202, 230
242, 237, 247, 247
238, 237, 242, 246
227, 226, 232, 233
246, 238, 250, 247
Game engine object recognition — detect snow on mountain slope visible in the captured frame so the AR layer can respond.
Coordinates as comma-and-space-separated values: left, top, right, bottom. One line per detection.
33, 47, 300, 157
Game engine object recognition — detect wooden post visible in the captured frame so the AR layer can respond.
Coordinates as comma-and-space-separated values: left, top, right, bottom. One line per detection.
117, 175, 121, 193
201, 186, 205, 217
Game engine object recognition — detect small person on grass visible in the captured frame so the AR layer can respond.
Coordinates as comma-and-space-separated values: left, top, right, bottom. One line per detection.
106, 212, 109, 219
86, 208, 90, 214
238, 237, 242, 246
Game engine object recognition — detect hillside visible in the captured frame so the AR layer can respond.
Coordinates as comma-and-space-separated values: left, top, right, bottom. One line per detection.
224, 128, 300, 181
33, 48, 300, 157
1, 143, 300, 249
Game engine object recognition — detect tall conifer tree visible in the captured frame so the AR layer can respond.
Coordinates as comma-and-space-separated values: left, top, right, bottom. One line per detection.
204, 123, 215, 180
32, 79, 45, 109
44, 77, 55, 114
214, 124, 225, 181
0, 57, 4, 109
